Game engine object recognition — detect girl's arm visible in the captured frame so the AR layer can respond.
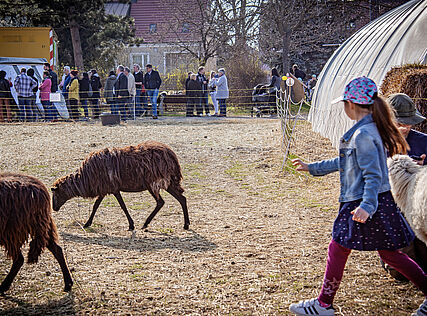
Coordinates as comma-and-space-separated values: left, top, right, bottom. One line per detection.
292, 157, 339, 175
354, 131, 382, 218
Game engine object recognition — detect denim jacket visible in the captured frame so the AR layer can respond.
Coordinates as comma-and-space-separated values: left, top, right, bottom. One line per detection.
308, 114, 390, 217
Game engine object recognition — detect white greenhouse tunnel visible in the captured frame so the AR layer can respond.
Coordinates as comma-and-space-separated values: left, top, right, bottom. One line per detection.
309, 0, 427, 148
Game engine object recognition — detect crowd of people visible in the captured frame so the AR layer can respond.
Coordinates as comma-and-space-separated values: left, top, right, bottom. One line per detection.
0, 62, 232, 122
185, 66, 229, 117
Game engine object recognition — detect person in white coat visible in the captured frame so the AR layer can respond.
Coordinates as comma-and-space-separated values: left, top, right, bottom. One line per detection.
125, 67, 136, 118
208, 71, 219, 116
214, 68, 229, 117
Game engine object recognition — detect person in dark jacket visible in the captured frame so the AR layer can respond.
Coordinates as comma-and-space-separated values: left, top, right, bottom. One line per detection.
0, 70, 12, 122
133, 64, 144, 116
185, 71, 192, 114
186, 73, 201, 117
268, 68, 281, 90
61, 66, 71, 100
185, 72, 192, 97
79, 72, 90, 119
104, 71, 116, 114
143, 64, 162, 119
43, 63, 58, 92
381, 93, 427, 282
89, 69, 102, 119
26, 68, 39, 121
114, 65, 129, 119
196, 66, 209, 116
290, 64, 306, 81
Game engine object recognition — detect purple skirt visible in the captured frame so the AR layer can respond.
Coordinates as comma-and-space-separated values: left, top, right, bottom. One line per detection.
332, 191, 415, 251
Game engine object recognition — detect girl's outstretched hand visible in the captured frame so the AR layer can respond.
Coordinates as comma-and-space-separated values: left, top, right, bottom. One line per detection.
415, 154, 426, 166
292, 159, 309, 171
351, 207, 369, 223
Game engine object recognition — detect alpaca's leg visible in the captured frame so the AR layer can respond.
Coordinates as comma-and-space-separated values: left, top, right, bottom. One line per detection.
166, 186, 190, 230
114, 192, 135, 231
84, 195, 104, 228
142, 191, 165, 229
47, 240, 73, 292
0, 251, 24, 293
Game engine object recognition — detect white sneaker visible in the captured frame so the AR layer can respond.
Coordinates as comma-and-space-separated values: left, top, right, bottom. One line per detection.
413, 299, 427, 316
289, 298, 335, 315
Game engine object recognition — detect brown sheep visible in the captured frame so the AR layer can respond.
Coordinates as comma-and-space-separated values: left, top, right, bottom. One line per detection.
51, 141, 190, 231
0, 173, 73, 293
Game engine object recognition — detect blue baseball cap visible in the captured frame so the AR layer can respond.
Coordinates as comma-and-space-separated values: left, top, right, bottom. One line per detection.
332, 77, 378, 105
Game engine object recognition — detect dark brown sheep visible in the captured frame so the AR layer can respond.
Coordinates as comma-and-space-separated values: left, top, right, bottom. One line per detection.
0, 173, 73, 293
52, 141, 190, 231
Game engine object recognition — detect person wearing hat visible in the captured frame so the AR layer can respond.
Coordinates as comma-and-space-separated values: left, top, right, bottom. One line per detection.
290, 77, 427, 316
381, 93, 427, 284
388, 93, 427, 165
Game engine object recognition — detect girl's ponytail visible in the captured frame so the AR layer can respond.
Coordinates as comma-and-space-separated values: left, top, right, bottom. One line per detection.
371, 94, 409, 156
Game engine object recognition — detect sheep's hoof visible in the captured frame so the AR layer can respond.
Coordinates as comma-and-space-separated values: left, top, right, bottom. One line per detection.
0, 284, 10, 294
142, 225, 148, 230
128, 227, 135, 231
184, 224, 189, 230
64, 281, 73, 292
83, 223, 91, 228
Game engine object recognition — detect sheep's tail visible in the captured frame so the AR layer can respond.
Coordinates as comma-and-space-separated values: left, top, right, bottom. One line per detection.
27, 220, 58, 264
167, 148, 184, 193
27, 236, 44, 264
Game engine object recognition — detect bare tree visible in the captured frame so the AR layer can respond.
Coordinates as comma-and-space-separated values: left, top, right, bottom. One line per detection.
158, 0, 223, 65
214, 0, 263, 55
260, 0, 408, 75
159, 0, 264, 65
260, 0, 332, 75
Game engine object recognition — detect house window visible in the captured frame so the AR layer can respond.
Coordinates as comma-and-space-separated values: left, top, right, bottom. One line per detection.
182, 23, 190, 33
149, 23, 157, 33
131, 53, 149, 68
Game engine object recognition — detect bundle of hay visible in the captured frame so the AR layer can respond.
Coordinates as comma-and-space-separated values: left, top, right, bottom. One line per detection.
381, 64, 427, 133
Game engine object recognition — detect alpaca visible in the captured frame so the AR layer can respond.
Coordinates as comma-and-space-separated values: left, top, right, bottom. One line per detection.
387, 155, 427, 244
0, 173, 73, 293
51, 141, 190, 231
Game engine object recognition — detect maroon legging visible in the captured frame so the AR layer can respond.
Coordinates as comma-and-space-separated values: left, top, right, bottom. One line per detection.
318, 239, 427, 305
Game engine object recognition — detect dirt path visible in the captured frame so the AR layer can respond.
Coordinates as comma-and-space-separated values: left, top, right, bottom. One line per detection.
0, 117, 421, 315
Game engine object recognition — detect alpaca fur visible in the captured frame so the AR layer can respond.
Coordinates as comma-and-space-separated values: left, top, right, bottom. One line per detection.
52, 141, 190, 231
388, 155, 427, 244
0, 173, 73, 293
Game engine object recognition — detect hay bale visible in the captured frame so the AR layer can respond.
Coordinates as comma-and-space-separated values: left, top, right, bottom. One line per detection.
381, 64, 427, 133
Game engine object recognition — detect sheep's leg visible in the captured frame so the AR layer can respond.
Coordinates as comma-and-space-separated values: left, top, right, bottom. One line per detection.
47, 241, 73, 292
0, 251, 24, 293
114, 192, 135, 231
142, 191, 165, 229
166, 186, 190, 230
84, 195, 104, 228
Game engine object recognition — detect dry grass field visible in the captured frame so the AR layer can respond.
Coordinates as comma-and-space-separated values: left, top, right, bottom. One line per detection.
0, 117, 422, 315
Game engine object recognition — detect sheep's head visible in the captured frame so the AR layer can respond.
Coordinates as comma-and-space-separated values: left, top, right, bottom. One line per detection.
51, 176, 72, 211
387, 155, 420, 207
387, 155, 420, 179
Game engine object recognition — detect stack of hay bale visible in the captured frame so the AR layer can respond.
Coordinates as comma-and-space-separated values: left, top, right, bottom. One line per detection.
381, 64, 427, 133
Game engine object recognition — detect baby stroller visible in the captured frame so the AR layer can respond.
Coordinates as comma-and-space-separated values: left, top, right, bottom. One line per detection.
251, 84, 277, 117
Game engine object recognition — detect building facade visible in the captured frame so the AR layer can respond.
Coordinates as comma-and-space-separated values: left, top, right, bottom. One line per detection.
127, 0, 206, 74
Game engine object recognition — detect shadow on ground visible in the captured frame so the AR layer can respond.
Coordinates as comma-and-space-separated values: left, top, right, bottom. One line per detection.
60, 230, 217, 253
0, 293, 76, 315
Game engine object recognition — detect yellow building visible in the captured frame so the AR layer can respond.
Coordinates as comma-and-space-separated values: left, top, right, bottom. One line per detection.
0, 27, 58, 68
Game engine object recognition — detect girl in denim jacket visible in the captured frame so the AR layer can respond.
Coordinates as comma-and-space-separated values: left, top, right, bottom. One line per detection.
289, 77, 427, 316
